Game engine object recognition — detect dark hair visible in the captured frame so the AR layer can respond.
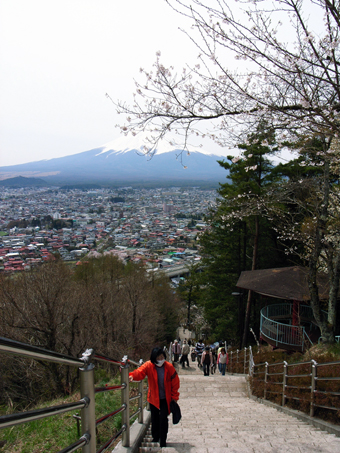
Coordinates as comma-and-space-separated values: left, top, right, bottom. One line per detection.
150, 347, 166, 364
205, 346, 210, 351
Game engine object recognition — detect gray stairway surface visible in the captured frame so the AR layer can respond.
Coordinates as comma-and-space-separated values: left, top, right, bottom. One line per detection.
148, 359, 340, 453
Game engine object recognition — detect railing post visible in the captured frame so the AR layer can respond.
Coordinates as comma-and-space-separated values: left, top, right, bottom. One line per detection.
236, 349, 239, 364
282, 361, 288, 407
79, 349, 96, 453
244, 347, 247, 374
310, 359, 317, 417
249, 346, 253, 375
146, 377, 150, 411
302, 327, 305, 351
121, 356, 130, 447
138, 380, 144, 423
230, 351, 233, 373
264, 362, 268, 399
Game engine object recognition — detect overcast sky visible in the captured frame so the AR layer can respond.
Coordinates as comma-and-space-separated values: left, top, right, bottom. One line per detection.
0, 0, 302, 168
0, 0, 211, 166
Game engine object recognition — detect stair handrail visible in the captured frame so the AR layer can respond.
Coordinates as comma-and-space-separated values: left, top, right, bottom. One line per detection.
0, 336, 148, 453
229, 345, 340, 420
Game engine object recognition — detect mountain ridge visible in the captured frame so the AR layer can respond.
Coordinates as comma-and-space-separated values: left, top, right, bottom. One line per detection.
0, 140, 230, 185
0, 176, 49, 187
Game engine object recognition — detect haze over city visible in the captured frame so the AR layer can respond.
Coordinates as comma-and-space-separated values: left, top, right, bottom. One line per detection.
0, 0, 203, 167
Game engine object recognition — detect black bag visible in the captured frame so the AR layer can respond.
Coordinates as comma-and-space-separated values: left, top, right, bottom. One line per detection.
170, 400, 181, 424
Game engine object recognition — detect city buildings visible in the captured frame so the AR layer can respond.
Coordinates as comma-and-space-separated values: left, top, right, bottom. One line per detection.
0, 187, 217, 274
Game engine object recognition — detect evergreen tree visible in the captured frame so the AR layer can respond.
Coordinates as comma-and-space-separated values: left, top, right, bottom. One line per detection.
199, 124, 289, 346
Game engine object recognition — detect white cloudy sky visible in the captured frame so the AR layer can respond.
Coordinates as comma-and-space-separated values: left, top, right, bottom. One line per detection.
0, 0, 302, 167
0, 0, 207, 166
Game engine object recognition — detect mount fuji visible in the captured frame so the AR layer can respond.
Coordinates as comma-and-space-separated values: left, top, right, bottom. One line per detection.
0, 134, 230, 186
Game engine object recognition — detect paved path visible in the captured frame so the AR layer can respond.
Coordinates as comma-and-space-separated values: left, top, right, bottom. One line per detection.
156, 359, 340, 453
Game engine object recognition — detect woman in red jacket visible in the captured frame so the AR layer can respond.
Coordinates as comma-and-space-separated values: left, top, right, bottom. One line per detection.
129, 347, 180, 448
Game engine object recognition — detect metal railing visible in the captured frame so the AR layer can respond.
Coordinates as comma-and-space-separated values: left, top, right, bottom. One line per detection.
230, 345, 340, 419
251, 358, 340, 417
229, 346, 254, 376
260, 304, 319, 351
0, 336, 148, 453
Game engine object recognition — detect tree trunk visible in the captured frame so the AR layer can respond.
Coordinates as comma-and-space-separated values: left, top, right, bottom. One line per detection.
308, 160, 336, 343
324, 250, 340, 343
242, 215, 259, 348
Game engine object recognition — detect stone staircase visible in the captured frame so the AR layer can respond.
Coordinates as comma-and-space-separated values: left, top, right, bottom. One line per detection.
139, 427, 176, 453
135, 358, 340, 453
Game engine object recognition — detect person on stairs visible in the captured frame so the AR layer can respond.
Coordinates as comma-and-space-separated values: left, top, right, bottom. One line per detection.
129, 346, 180, 448
172, 339, 181, 362
217, 347, 228, 375
180, 339, 190, 368
201, 346, 213, 376
195, 339, 205, 367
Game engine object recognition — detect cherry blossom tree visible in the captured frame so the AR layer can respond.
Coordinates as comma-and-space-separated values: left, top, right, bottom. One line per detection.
113, 0, 340, 343
264, 136, 340, 343
114, 0, 340, 161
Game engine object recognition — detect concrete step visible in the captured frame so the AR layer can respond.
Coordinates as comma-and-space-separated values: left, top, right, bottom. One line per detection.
131, 360, 340, 453
139, 448, 161, 453
139, 448, 177, 453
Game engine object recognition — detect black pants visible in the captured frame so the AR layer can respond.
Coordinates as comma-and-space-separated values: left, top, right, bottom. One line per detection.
203, 363, 210, 376
180, 354, 189, 367
150, 399, 168, 447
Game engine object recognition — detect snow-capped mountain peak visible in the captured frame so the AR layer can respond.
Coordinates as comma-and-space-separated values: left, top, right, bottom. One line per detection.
97, 132, 179, 157
96, 131, 227, 158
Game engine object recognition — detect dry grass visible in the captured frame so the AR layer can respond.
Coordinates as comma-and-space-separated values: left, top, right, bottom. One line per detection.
247, 343, 340, 425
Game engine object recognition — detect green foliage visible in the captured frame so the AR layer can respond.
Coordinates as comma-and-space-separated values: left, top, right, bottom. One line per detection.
0, 372, 139, 453
51, 219, 73, 230
0, 394, 81, 452
272, 135, 331, 180
198, 222, 243, 341
196, 122, 294, 346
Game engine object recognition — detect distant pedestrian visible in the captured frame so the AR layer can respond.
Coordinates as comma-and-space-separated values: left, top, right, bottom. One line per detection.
217, 341, 224, 372
172, 340, 181, 362
217, 347, 228, 375
195, 339, 205, 354
195, 339, 205, 366
190, 346, 196, 362
129, 346, 180, 448
180, 339, 190, 368
201, 346, 213, 376
210, 347, 217, 374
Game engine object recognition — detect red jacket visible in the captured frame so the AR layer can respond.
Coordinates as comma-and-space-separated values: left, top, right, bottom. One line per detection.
129, 360, 180, 414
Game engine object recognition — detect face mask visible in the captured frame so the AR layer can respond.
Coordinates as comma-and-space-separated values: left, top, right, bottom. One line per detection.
156, 359, 165, 367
